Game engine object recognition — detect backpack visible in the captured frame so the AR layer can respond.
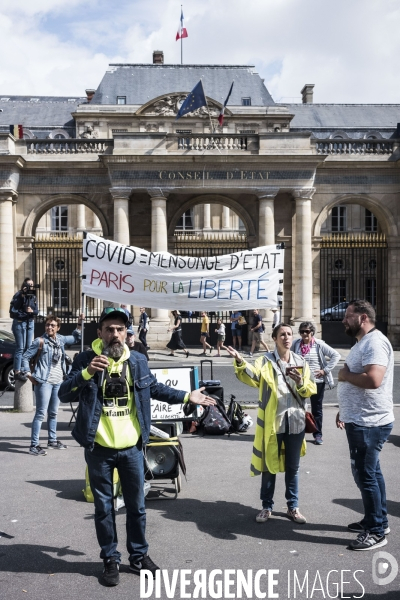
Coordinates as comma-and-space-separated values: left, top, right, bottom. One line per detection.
196, 394, 233, 436
227, 395, 245, 432
9, 292, 20, 319
28, 337, 45, 385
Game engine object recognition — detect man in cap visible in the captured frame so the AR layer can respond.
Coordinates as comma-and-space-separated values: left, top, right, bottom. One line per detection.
59, 306, 215, 586
126, 325, 149, 360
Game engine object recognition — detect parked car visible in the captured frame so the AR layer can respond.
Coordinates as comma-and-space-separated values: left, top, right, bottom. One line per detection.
0, 329, 16, 390
320, 301, 349, 321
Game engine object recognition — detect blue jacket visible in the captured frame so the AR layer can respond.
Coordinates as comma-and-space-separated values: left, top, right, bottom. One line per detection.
58, 349, 186, 450
22, 330, 81, 384
10, 290, 38, 321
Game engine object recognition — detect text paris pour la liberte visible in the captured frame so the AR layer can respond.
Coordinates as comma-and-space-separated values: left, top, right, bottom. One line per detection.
82, 233, 284, 311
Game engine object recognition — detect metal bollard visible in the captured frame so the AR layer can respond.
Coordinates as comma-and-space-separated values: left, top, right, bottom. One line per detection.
14, 379, 34, 412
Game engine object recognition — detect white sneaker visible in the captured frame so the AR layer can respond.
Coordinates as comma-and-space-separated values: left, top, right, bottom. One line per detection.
256, 509, 271, 523
287, 508, 307, 523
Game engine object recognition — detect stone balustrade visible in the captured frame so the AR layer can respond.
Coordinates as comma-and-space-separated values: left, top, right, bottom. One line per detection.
26, 139, 113, 154
316, 139, 395, 156
177, 135, 253, 151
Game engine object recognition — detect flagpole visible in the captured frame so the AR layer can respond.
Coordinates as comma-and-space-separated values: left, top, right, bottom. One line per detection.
202, 82, 214, 134
181, 5, 183, 64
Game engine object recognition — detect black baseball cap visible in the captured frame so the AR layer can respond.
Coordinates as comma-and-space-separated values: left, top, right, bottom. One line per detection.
98, 307, 129, 326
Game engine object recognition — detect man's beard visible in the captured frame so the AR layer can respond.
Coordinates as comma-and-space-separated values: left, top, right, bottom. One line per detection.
345, 322, 362, 337
106, 341, 124, 359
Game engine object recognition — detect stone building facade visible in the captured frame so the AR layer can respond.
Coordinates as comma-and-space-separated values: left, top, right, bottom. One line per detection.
0, 52, 399, 344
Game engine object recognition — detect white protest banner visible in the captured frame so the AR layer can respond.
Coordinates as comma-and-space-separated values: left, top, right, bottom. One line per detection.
82, 233, 284, 310
150, 367, 193, 420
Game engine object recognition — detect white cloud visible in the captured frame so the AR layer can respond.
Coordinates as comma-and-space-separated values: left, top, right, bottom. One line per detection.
0, 0, 399, 102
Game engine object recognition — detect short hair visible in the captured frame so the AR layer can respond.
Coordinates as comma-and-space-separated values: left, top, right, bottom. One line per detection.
45, 314, 61, 327
21, 277, 33, 287
298, 321, 316, 336
348, 299, 376, 324
272, 322, 292, 339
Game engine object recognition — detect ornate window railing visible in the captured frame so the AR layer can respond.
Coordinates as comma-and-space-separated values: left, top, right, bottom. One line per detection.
316, 139, 395, 156
25, 139, 113, 154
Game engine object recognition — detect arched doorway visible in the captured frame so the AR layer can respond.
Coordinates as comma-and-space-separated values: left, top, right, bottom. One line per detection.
319, 203, 388, 343
173, 200, 249, 257
32, 202, 103, 330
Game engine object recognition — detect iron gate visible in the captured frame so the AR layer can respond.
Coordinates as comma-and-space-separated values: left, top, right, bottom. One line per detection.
33, 233, 102, 327
320, 233, 388, 343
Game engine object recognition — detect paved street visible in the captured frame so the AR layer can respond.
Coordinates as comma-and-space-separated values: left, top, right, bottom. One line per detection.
3, 347, 400, 408
1, 400, 400, 599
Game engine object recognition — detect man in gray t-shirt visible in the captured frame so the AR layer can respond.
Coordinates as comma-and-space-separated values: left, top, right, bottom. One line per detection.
336, 300, 394, 552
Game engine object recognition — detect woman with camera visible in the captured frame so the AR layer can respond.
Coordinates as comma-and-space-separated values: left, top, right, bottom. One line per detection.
227, 323, 316, 525
22, 314, 83, 456
10, 278, 39, 382
291, 321, 340, 445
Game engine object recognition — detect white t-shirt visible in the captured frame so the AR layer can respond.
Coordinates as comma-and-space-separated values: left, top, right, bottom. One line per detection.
337, 329, 394, 426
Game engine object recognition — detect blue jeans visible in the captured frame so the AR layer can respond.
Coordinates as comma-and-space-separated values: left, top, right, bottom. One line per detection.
310, 382, 325, 438
345, 422, 393, 537
139, 328, 147, 347
12, 319, 34, 371
260, 428, 305, 510
85, 443, 147, 563
31, 382, 61, 446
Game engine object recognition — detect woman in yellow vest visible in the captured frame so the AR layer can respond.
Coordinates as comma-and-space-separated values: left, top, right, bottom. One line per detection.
227, 323, 316, 524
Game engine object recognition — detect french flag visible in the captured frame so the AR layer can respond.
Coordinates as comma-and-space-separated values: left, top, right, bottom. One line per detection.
176, 9, 188, 40
218, 82, 234, 126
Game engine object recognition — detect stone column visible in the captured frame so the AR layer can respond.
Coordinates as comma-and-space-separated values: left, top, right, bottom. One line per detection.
222, 205, 230, 230
148, 189, 170, 346
76, 203, 86, 232
0, 193, 16, 324
93, 213, 101, 230
258, 188, 279, 246
110, 187, 131, 246
293, 188, 315, 323
203, 203, 211, 231
257, 189, 279, 336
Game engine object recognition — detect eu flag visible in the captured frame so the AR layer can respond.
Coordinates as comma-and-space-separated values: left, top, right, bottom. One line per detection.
176, 80, 207, 119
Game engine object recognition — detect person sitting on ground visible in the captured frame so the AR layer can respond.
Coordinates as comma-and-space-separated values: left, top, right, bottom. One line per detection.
126, 326, 149, 361
200, 311, 213, 356
249, 309, 270, 356
227, 323, 316, 525
58, 307, 215, 587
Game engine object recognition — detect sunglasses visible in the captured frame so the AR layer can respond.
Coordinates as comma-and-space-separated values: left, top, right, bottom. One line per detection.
300, 329, 312, 334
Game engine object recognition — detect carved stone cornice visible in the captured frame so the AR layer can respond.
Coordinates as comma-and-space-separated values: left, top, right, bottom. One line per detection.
147, 188, 171, 199
109, 186, 131, 200
255, 187, 280, 200
292, 187, 315, 200
0, 189, 18, 203
136, 93, 227, 119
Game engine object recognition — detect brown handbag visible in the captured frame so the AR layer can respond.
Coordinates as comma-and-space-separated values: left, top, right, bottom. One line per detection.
277, 362, 317, 434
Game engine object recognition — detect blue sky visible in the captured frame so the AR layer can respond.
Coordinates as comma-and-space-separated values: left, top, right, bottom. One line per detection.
0, 0, 399, 103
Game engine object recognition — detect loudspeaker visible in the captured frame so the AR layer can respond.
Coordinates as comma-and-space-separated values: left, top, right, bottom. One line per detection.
145, 421, 180, 480
145, 444, 179, 479
151, 422, 178, 438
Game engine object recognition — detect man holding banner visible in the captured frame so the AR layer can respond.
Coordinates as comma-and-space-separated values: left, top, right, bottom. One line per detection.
59, 307, 215, 587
